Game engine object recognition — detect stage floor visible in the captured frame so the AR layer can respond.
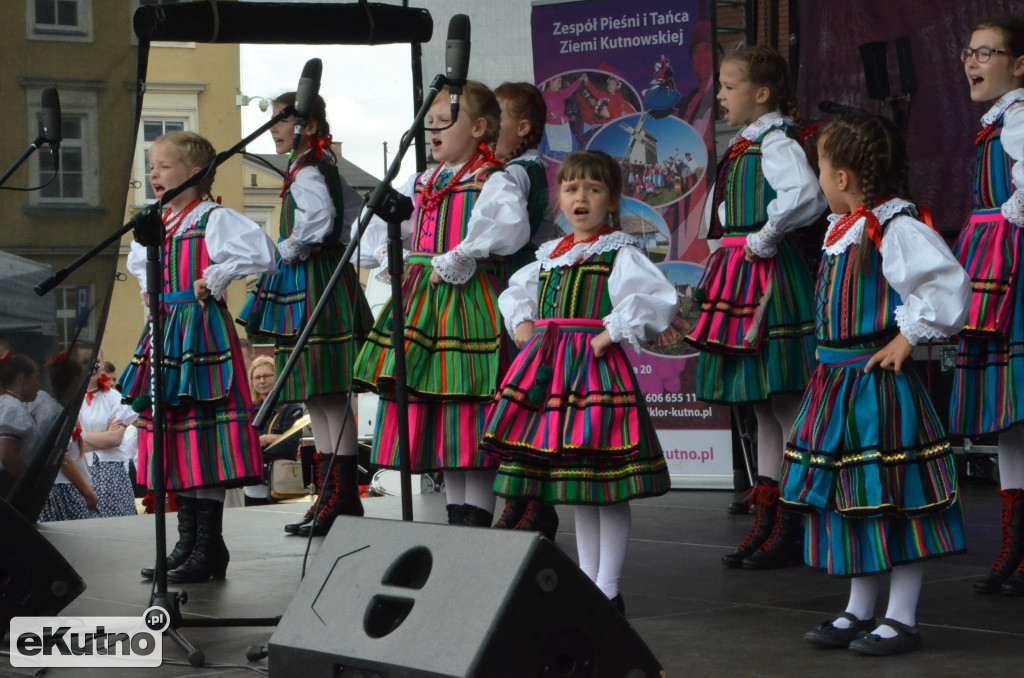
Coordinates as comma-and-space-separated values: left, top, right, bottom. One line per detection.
3, 481, 1023, 677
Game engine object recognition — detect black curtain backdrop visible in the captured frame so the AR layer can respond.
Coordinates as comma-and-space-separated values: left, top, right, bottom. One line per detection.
798, 0, 1019, 234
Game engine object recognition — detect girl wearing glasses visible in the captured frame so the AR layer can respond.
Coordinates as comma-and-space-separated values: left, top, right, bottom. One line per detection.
950, 15, 1024, 596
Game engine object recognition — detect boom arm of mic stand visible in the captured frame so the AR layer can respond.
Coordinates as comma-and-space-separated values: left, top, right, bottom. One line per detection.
253, 74, 447, 522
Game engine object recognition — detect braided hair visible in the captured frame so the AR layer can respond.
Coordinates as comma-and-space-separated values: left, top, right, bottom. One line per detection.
818, 114, 910, 273
723, 45, 803, 130
274, 92, 335, 168
494, 82, 547, 162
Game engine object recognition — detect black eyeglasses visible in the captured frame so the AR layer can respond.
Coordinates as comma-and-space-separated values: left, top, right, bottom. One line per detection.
961, 47, 1020, 63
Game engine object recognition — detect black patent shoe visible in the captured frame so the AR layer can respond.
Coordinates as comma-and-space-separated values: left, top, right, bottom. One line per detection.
610, 593, 625, 615
803, 612, 876, 649
1001, 571, 1024, 596
848, 617, 921, 656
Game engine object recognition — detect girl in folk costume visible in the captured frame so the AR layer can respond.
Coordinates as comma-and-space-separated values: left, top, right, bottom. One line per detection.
353, 81, 530, 527
79, 347, 138, 517
0, 353, 41, 481
238, 92, 372, 537
482, 151, 677, 612
38, 353, 98, 522
784, 115, 970, 655
951, 16, 1024, 596
490, 81, 560, 539
120, 131, 277, 583
685, 45, 826, 570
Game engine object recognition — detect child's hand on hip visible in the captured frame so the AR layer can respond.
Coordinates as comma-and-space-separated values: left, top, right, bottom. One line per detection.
429, 270, 443, 289
514, 321, 536, 349
590, 330, 613, 358
863, 334, 913, 375
194, 278, 211, 307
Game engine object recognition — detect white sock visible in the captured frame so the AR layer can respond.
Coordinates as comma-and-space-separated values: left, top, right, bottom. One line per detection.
463, 469, 497, 513
874, 562, 924, 637
771, 393, 803, 446
574, 505, 600, 582
997, 424, 1024, 490
594, 503, 632, 600
752, 401, 783, 481
834, 574, 881, 628
320, 394, 357, 457
444, 470, 466, 506
306, 397, 333, 454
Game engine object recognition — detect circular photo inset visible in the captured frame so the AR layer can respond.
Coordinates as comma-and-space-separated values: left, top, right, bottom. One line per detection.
538, 70, 641, 162
587, 112, 708, 208
642, 260, 705, 359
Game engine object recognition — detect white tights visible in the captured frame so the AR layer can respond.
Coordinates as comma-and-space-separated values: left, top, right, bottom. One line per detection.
574, 503, 632, 599
307, 394, 356, 457
443, 469, 497, 513
751, 394, 802, 482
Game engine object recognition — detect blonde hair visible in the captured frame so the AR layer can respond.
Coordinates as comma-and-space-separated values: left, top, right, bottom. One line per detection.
154, 131, 218, 201
248, 356, 275, 404
436, 80, 501, 146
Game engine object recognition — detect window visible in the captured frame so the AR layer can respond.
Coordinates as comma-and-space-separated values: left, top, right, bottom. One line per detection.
27, 85, 100, 207
29, 0, 93, 42
55, 284, 95, 350
38, 115, 84, 201
141, 119, 186, 200
130, 83, 203, 207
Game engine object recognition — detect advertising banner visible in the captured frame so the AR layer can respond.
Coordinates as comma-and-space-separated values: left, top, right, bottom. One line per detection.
531, 0, 732, 487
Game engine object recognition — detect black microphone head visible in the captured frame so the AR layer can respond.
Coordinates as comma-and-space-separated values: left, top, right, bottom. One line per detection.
294, 58, 323, 119
445, 14, 471, 91
41, 87, 62, 146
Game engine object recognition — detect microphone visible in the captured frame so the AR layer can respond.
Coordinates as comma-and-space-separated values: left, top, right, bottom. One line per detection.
445, 14, 471, 122
292, 58, 323, 153
40, 87, 62, 170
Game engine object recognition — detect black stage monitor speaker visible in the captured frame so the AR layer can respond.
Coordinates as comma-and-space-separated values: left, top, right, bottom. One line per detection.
858, 41, 891, 101
0, 497, 85, 629
896, 35, 915, 95
269, 517, 663, 678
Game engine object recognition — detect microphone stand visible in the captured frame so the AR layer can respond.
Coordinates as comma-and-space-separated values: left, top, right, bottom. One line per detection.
35, 107, 297, 668
254, 74, 454, 523
0, 136, 52, 189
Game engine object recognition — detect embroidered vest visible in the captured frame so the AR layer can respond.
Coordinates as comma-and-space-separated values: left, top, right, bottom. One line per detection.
537, 248, 617, 321
412, 167, 500, 254
711, 125, 792, 235
974, 110, 1019, 209
166, 207, 217, 294
280, 161, 347, 248
815, 207, 915, 347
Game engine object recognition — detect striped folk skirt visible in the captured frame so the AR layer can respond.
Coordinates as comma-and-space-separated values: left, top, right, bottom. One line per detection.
120, 291, 263, 491
780, 345, 966, 576
950, 208, 1024, 435
370, 397, 493, 472
482, 319, 670, 505
39, 484, 98, 523
238, 250, 372, 402
354, 256, 510, 400
92, 460, 139, 517
686, 237, 816, 403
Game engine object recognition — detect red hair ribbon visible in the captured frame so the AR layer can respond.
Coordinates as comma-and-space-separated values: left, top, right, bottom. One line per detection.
85, 373, 112, 406
477, 142, 504, 168
310, 134, 333, 160
0, 350, 10, 362
918, 205, 936, 230
856, 205, 883, 249
44, 350, 68, 369
798, 121, 824, 146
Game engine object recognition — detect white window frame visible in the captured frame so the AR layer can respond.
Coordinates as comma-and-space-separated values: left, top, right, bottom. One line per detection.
26, 85, 100, 207
27, 0, 93, 43
245, 207, 275, 242
131, 84, 204, 208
